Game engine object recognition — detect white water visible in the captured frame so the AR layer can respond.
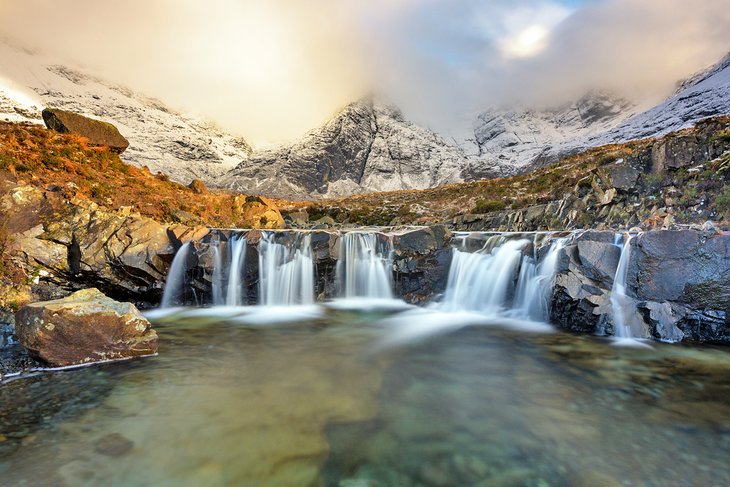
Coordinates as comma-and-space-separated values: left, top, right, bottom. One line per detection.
440, 237, 529, 313
160, 242, 191, 309
225, 235, 247, 306
512, 237, 567, 321
211, 243, 224, 306
258, 232, 315, 306
337, 232, 393, 299
609, 234, 648, 341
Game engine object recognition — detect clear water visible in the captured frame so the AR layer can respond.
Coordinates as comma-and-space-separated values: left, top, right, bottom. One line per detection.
1, 304, 730, 487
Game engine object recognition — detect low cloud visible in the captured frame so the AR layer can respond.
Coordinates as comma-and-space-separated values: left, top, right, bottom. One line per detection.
0, 0, 728, 144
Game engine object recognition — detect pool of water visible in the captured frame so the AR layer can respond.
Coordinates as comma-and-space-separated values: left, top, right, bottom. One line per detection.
1, 303, 730, 487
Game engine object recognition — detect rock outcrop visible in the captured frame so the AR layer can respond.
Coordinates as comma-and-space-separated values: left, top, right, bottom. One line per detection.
550, 229, 730, 344
15, 288, 157, 366
42, 108, 129, 153
451, 117, 730, 233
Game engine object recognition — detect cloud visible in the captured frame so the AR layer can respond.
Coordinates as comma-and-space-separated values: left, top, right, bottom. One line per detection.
0, 0, 728, 144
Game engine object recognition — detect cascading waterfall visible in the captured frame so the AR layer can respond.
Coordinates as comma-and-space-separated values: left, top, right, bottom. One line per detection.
512, 237, 566, 321
211, 243, 224, 306
258, 232, 315, 305
160, 242, 191, 308
225, 235, 247, 306
440, 237, 529, 313
610, 234, 647, 339
337, 232, 394, 299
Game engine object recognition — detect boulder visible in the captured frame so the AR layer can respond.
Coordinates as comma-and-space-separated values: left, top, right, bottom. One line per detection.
42, 108, 129, 154
14, 288, 157, 367
188, 179, 208, 194
235, 196, 285, 229
629, 230, 730, 308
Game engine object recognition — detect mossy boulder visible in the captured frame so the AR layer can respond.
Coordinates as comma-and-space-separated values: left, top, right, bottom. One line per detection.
42, 108, 129, 154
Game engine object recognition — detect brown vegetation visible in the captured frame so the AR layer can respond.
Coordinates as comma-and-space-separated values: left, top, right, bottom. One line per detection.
0, 121, 273, 228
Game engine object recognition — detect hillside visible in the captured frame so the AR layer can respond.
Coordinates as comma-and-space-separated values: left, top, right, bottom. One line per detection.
0, 38, 252, 184
283, 116, 730, 231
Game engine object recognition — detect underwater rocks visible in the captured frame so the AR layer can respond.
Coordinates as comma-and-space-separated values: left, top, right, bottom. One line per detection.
14, 288, 158, 367
42, 108, 130, 154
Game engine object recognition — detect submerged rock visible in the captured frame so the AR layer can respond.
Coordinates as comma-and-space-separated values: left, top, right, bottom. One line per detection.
42, 108, 129, 153
14, 288, 157, 367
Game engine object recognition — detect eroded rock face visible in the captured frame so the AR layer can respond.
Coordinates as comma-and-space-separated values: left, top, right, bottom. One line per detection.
42, 108, 130, 153
15, 288, 157, 367
550, 229, 730, 344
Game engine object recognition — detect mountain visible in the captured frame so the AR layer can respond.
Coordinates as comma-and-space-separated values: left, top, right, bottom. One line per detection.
222, 98, 483, 198
464, 90, 639, 177
587, 52, 730, 147
0, 38, 252, 184
1, 35, 728, 199
467, 52, 730, 175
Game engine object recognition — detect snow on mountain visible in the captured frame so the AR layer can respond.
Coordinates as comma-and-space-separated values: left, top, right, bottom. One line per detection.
588, 52, 730, 147
465, 90, 639, 176
467, 53, 730, 175
222, 97, 482, 198
1, 34, 728, 198
0, 38, 252, 184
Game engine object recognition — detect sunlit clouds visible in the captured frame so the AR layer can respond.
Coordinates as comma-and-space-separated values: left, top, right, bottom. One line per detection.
0, 0, 728, 145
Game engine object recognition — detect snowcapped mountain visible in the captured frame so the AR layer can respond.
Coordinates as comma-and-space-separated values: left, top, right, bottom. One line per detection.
467, 52, 730, 175
222, 97, 481, 198
587, 52, 730, 147
1, 34, 728, 199
0, 38, 252, 184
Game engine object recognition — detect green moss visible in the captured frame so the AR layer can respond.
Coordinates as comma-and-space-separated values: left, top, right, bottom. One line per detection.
472, 199, 507, 214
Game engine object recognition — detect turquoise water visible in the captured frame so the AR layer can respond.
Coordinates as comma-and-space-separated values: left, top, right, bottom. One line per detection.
1, 303, 730, 486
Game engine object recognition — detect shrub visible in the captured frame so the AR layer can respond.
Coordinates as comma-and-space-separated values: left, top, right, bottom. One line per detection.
716, 185, 730, 216
472, 199, 506, 214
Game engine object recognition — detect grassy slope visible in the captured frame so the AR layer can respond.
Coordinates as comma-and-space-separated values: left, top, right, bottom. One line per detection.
0, 122, 267, 227
283, 117, 730, 227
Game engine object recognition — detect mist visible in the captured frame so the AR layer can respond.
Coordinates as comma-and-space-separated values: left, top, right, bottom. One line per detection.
0, 0, 728, 145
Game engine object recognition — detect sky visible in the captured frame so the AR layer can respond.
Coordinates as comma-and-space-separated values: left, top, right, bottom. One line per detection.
0, 0, 728, 146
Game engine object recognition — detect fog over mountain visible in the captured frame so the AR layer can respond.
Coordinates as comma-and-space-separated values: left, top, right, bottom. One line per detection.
0, 0, 728, 146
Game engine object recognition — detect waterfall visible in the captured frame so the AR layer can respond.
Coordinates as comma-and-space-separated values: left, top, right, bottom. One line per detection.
440, 237, 529, 313
512, 237, 566, 321
211, 243, 224, 306
337, 232, 394, 299
258, 232, 315, 305
225, 235, 247, 306
161, 242, 191, 308
610, 234, 647, 339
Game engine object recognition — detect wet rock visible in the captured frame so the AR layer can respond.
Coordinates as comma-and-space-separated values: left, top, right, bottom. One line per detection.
42, 108, 129, 153
575, 240, 621, 288
94, 433, 134, 457
638, 301, 684, 342
15, 288, 158, 367
629, 231, 730, 309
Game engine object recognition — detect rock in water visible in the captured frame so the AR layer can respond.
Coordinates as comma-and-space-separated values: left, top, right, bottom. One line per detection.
42, 108, 130, 153
14, 289, 157, 367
